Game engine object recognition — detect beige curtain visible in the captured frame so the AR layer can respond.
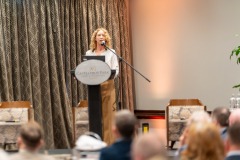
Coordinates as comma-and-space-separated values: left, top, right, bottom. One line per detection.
0, 0, 133, 149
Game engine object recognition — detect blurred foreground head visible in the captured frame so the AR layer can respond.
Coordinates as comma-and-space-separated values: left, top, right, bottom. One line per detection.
181, 122, 225, 160
229, 109, 240, 125
132, 132, 167, 160
225, 122, 240, 150
113, 109, 137, 139
179, 111, 212, 147
187, 110, 211, 126
211, 106, 230, 127
18, 121, 44, 151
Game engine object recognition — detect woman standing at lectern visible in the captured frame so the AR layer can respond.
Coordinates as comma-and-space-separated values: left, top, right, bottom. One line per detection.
86, 28, 119, 145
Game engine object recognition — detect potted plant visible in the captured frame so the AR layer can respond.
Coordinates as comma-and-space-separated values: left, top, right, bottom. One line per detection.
230, 46, 240, 89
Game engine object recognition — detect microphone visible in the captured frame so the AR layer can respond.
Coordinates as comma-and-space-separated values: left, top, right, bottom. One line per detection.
70, 69, 75, 75
101, 41, 106, 46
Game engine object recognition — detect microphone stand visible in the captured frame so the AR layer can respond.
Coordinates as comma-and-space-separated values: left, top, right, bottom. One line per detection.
102, 43, 151, 83
102, 42, 151, 110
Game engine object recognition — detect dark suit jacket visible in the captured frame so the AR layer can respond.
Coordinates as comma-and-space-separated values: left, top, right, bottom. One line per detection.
225, 155, 240, 160
99, 139, 132, 160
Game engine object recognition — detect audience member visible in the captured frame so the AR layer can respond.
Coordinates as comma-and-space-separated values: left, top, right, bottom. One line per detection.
181, 122, 225, 160
211, 107, 231, 140
99, 109, 137, 160
10, 121, 55, 160
174, 111, 212, 159
178, 111, 211, 150
186, 110, 211, 126
225, 122, 240, 160
131, 132, 167, 160
229, 109, 240, 125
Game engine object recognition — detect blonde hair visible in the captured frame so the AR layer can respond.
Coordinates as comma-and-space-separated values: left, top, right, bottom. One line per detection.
90, 28, 112, 51
181, 122, 225, 160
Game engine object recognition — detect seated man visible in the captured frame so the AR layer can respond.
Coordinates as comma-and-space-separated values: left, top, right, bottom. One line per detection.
211, 107, 231, 141
176, 111, 211, 157
225, 122, 240, 160
10, 121, 55, 160
99, 109, 137, 160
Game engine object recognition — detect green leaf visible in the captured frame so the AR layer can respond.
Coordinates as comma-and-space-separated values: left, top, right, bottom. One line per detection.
236, 49, 240, 56
230, 50, 235, 59
233, 84, 240, 88
230, 48, 240, 61
230, 47, 240, 89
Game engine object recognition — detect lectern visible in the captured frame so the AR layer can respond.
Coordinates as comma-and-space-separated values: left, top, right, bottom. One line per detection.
75, 59, 114, 139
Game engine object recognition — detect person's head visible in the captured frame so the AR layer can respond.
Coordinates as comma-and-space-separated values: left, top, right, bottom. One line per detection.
112, 109, 137, 139
211, 107, 230, 127
132, 132, 166, 160
181, 122, 225, 160
225, 122, 240, 151
17, 121, 44, 151
187, 110, 211, 126
180, 110, 211, 147
90, 28, 112, 51
229, 109, 240, 126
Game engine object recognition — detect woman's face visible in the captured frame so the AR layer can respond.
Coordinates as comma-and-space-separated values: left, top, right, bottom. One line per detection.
95, 30, 106, 45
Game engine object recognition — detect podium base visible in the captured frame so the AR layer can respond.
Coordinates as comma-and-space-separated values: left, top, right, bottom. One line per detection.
88, 85, 102, 139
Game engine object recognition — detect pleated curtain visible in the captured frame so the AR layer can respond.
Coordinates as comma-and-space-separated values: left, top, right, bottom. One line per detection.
0, 0, 134, 149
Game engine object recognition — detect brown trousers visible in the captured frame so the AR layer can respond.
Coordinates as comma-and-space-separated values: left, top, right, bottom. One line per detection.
100, 79, 116, 145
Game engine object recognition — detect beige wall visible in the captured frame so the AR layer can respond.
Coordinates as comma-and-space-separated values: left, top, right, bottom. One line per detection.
131, 0, 240, 110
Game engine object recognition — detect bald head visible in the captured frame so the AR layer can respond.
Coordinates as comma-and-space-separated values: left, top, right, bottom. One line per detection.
229, 109, 240, 125
132, 132, 166, 160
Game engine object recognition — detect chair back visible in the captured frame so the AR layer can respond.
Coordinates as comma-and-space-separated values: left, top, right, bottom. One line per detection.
0, 101, 34, 122
166, 99, 206, 148
0, 101, 34, 150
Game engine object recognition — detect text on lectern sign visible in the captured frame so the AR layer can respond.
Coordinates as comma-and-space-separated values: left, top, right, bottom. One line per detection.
75, 60, 111, 85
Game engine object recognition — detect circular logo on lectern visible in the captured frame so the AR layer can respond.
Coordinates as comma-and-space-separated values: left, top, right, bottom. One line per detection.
75, 60, 111, 85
